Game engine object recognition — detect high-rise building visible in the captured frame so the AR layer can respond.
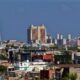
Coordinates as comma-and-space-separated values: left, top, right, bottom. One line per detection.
56, 33, 64, 47
38, 25, 47, 43
77, 38, 80, 47
46, 34, 53, 44
27, 25, 38, 43
57, 33, 63, 40
57, 33, 60, 40
27, 24, 47, 44
67, 39, 77, 47
60, 34, 63, 40
54, 39, 57, 45
63, 38, 67, 45
68, 34, 72, 41
57, 39, 63, 47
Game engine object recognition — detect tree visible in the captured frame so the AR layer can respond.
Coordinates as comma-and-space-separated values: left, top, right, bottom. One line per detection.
69, 73, 77, 80
0, 65, 7, 74
62, 73, 77, 80
62, 77, 69, 80
0, 54, 8, 60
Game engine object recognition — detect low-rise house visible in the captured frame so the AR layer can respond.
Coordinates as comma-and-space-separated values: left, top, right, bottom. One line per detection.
14, 61, 48, 72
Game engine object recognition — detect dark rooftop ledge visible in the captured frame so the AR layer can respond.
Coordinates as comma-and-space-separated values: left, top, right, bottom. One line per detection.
55, 64, 80, 68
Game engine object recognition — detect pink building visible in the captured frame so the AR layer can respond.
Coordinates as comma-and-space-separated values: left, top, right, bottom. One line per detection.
77, 38, 80, 47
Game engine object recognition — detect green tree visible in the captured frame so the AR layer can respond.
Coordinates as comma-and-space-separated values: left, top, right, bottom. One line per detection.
62, 77, 69, 80
69, 73, 77, 80
0, 65, 7, 74
0, 54, 8, 60
62, 73, 77, 80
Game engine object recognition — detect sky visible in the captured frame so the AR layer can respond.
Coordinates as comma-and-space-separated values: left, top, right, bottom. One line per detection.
0, 0, 80, 41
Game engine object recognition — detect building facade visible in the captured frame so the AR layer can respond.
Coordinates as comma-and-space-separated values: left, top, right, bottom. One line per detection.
27, 24, 47, 44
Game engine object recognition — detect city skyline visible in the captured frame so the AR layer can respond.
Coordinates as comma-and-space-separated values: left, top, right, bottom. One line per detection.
0, 0, 80, 41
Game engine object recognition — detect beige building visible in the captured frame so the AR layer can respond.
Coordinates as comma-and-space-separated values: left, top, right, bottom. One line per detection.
27, 24, 47, 44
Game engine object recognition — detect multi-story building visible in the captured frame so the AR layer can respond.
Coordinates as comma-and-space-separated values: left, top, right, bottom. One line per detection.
67, 34, 72, 41
56, 34, 64, 48
27, 24, 47, 44
27, 25, 38, 43
67, 39, 77, 47
46, 34, 53, 44
63, 38, 67, 45
77, 38, 80, 47
57, 33, 60, 40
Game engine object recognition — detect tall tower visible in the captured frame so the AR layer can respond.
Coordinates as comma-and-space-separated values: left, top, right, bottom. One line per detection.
68, 34, 72, 41
27, 25, 38, 43
60, 34, 63, 40
27, 24, 47, 44
38, 24, 47, 43
27, 26, 31, 43
63, 38, 67, 45
57, 33, 60, 40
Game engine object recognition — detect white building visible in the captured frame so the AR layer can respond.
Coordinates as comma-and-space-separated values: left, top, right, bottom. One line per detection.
68, 34, 72, 41
14, 61, 48, 72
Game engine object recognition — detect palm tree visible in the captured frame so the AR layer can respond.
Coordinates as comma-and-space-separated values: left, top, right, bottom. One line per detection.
0, 65, 7, 74
0, 54, 8, 60
62, 77, 69, 80
62, 73, 77, 80
69, 73, 77, 80
0, 65, 7, 79
62, 73, 69, 80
